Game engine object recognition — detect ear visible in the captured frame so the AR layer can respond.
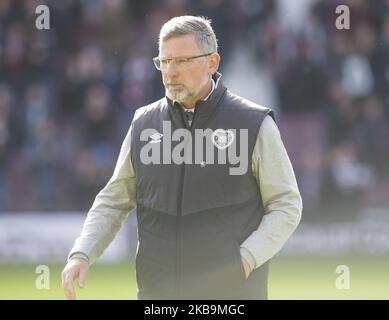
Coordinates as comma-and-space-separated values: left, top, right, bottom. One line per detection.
208, 52, 220, 75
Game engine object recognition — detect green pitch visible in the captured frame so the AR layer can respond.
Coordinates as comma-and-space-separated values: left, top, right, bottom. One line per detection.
0, 256, 388, 299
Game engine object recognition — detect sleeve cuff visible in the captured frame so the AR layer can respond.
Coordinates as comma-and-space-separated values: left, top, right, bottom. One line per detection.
67, 237, 98, 264
240, 246, 256, 272
68, 252, 89, 263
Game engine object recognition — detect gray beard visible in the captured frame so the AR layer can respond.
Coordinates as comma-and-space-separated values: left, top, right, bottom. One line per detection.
166, 77, 209, 104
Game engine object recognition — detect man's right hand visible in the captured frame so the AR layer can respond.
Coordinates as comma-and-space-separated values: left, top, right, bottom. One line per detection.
61, 258, 89, 300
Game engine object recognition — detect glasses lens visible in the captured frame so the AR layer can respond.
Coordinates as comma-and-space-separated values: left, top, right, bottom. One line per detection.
153, 57, 161, 70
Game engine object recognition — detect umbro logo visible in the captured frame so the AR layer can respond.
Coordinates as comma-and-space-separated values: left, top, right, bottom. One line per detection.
149, 132, 163, 143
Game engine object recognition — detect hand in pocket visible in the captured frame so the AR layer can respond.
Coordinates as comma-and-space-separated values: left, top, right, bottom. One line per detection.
241, 256, 251, 279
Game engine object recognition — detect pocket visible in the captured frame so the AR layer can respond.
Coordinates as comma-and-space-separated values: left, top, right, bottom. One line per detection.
135, 233, 175, 295
180, 235, 247, 299
135, 252, 145, 291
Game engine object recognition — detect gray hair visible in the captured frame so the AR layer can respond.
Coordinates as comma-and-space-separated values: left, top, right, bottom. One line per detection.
158, 16, 218, 53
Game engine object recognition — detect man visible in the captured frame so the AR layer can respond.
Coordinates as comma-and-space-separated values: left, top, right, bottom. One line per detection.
62, 15, 302, 300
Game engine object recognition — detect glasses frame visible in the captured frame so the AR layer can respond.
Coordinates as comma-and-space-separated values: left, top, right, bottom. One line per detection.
153, 52, 214, 70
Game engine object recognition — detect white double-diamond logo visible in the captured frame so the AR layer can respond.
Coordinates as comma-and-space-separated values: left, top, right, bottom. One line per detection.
149, 132, 163, 143
211, 129, 235, 150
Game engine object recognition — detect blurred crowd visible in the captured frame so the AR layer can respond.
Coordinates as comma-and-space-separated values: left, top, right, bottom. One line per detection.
0, 0, 388, 216
266, 0, 389, 218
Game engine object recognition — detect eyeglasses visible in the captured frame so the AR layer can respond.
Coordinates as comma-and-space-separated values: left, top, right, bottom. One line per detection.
153, 52, 214, 70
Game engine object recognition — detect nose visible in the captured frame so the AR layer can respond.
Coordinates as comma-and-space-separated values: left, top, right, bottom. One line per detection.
164, 61, 179, 77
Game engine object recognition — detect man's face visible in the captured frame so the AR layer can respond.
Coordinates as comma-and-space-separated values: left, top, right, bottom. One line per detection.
159, 34, 219, 105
